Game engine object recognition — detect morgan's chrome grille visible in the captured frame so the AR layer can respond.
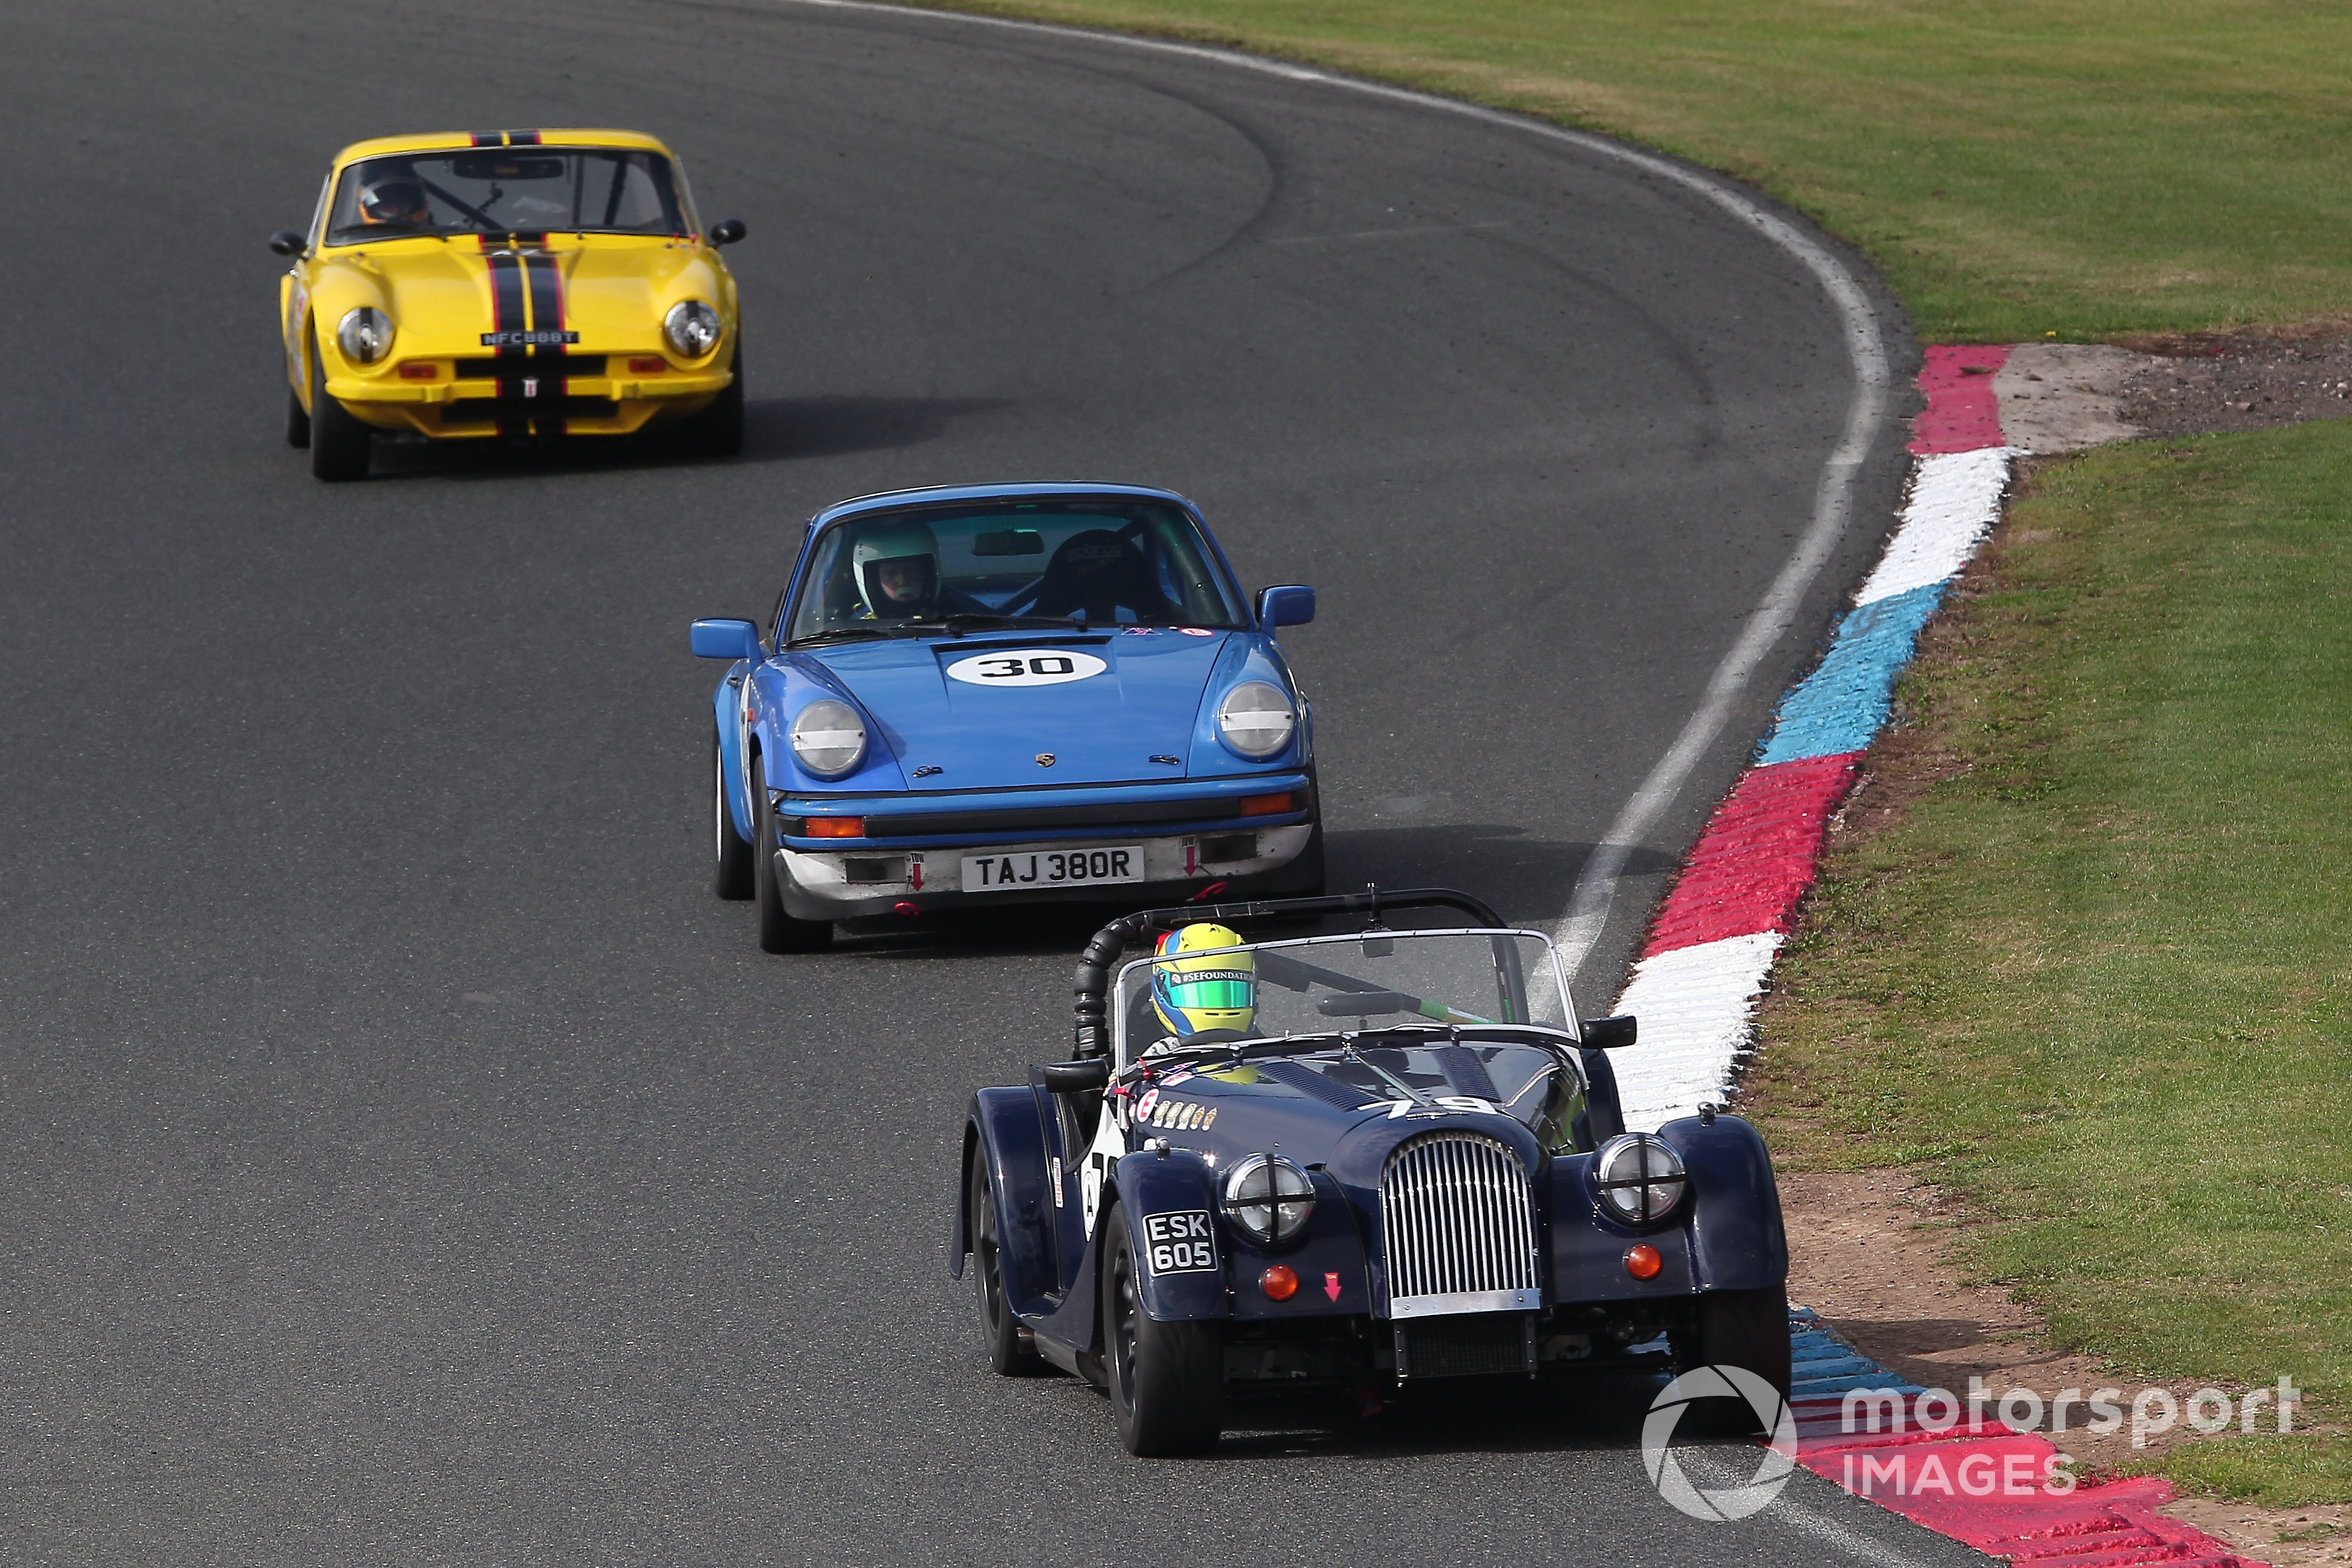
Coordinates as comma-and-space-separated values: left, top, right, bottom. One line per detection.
1379, 1131, 1541, 1319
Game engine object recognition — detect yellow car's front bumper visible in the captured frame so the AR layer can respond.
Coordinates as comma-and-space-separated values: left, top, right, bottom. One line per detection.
327, 362, 731, 437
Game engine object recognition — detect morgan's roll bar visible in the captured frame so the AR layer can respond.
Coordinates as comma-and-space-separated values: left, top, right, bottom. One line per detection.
1071, 887, 1512, 1058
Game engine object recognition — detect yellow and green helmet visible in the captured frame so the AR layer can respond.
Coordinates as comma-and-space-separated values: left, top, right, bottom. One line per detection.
1149, 922, 1255, 1041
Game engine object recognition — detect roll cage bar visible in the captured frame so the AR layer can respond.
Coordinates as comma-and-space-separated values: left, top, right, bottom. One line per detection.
1070, 887, 1524, 1058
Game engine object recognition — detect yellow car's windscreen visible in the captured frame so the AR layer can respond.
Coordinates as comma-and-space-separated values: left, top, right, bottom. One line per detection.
326, 149, 688, 243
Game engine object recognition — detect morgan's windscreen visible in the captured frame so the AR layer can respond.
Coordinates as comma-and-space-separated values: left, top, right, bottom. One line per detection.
1116, 930, 1575, 1064
785, 501, 1247, 640
325, 149, 691, 243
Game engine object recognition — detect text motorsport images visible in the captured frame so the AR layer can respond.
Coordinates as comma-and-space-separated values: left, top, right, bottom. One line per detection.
1641, 1368, 2304, 1521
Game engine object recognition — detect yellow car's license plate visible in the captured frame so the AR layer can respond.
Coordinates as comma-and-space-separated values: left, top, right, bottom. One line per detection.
963, 846, 1145, 892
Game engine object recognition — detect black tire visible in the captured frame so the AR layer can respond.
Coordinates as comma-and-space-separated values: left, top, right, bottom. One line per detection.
682, 344, 744, 457
713, 734, 754, 901
1672, 1285, 1793, 1435
749, 753, 831, 953
969, 1148, 1044, 1375
308, 333, 370, 481
285, 383, 310, 448
1100, 1203, 1223, 1456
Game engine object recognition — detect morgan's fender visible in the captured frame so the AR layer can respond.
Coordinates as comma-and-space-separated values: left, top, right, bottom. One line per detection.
1578, 1047, 1628, 1143
954, 1090, 1058, 1316
1657, 1112, 1789, 1291
1545, 1153, 1700, 1300
1110, 1151, 1228, 1322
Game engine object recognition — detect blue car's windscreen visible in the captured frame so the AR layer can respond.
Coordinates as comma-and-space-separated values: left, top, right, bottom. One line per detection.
784, 502, 1247, 640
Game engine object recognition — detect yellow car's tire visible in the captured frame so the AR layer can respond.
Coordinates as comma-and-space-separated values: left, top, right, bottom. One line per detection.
308, 335, 370, 483
682, 344, 744, 457
285, 386, 310, 449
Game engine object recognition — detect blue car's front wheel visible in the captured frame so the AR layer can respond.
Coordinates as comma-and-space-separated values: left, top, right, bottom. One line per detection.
713, 733, 753, 901
750, 753, 832, 954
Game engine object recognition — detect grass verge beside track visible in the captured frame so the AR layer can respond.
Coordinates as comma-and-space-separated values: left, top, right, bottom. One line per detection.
1745, 421, 2352, 1504
908, 0, 2352, 341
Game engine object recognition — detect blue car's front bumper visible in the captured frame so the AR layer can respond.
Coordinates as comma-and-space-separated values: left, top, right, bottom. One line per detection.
770, 772, 1317, 918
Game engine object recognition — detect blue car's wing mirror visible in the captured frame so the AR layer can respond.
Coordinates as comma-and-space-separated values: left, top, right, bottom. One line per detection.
690, 617, 763, 661
1256, 584, 1316, 628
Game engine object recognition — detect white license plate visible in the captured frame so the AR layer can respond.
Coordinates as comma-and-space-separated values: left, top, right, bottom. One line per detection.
962, 845, 1145, 892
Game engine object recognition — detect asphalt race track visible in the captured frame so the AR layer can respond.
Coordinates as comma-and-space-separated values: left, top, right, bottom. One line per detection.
0, 2, 1961, 1563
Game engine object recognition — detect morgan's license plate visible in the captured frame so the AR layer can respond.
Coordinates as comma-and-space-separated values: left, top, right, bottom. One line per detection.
962, 845, 1144, 892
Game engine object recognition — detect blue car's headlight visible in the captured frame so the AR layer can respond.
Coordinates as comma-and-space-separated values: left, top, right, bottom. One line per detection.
1216, 681, 1296, 759
789, 699, 867, 777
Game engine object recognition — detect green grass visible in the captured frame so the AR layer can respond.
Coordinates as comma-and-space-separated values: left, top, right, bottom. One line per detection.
1745, 420, 2352, 1499
913, 0, 2352, 341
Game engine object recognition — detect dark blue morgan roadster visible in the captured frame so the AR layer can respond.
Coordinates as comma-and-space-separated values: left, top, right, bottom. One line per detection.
951, 889, 1793, 1455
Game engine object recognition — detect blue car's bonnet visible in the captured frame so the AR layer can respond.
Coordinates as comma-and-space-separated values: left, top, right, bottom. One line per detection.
801, 629, 1233, 790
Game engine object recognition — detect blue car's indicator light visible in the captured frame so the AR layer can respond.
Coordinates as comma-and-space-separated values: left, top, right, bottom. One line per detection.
1238, 790, 1305, 817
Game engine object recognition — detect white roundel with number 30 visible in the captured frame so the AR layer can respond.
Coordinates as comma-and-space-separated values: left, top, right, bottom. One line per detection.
943, 649, 1108, 687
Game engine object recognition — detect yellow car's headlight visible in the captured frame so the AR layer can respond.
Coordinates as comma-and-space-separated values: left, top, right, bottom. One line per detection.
663, 300, 722, 358
336, 307, 393, 365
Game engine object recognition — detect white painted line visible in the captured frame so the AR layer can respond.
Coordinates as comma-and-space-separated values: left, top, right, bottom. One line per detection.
1677, 1451, 1950, 1568
1607, 931, 1783, 1131
1853, 448, 2016, 606
771, 0, 1895, 993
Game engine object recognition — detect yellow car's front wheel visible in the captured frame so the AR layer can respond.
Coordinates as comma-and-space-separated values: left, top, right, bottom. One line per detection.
680, 344, 744, 457
308, 333, 371, 483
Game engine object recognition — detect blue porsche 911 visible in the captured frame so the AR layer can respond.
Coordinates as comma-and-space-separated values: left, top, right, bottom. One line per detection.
690, 483, 1322, 951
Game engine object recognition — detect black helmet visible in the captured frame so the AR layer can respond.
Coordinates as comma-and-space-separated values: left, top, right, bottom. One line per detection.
359, 176, 429, 227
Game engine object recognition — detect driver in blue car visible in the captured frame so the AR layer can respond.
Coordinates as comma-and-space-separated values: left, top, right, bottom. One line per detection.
849, 518, 991, 622
1148, 923, 1257, 1048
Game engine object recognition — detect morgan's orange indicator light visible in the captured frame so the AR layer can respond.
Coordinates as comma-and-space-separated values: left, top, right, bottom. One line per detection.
1261, 1265, 1300, 1301
1237, 790, 1303, 818
1624, 1244, 1663, 1280
628, 356, 667, 374
397, 362, 439, 380
803, 817, 864, 839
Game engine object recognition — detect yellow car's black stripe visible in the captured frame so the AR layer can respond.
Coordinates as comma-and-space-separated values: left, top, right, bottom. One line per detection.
481, 240, 530, 437
468, 129, 543, 147
522, 251, 567, 436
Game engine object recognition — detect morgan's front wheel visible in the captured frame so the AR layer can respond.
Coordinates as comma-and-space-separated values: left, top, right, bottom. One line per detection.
749, 753, 831, 953
285, 385, 310, 448
713, 733, 753, 901
1101, 1203, 1223, 1456
969, 1148, 1043, 1375
308, 335, 370, 482
1672, 1285, 1793, 1434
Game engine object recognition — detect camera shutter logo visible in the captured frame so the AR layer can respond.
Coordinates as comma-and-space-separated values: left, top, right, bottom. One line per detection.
1640, 1365, 1800, 1521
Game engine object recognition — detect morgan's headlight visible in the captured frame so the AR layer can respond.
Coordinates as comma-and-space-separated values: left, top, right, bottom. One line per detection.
1222, 1154, 1315, 1245
1216, 681, 1296, 759
789, 699, 867, 778
336, 306, 393, 365
1593, 1134, 1688, 1224
664, 300, 723, 358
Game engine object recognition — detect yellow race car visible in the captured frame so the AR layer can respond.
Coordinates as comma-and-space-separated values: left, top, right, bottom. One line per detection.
272, 129, 745, 481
